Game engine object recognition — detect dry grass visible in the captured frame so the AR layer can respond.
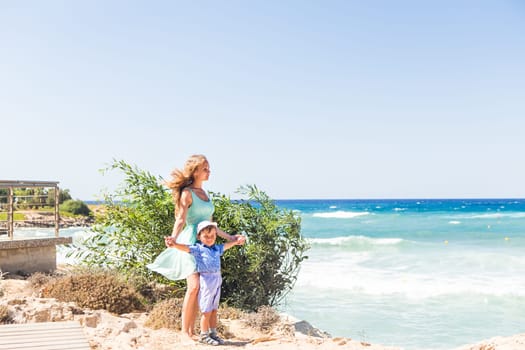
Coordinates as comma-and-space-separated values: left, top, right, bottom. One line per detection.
243, 305, 281, 333
144, 298, 183, 330
219, 303, 246, 320
0, 305, 12, 324
144, 298, 241, 339
27, 272, 57, 290
125, 273, 185, 308
0, 268, 6, 298
40, 270, 144, 314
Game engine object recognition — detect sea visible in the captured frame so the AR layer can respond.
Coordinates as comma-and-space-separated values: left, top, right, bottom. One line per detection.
274, 199, 525, 350
10, 198, 525, 350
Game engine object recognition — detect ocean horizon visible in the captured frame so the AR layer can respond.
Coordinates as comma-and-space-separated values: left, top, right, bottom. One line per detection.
15, 198, 525, 350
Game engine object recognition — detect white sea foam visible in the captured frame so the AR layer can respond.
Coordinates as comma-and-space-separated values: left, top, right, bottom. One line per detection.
308, 235, 404, 246
295, 257, 525, 299
297, 236, 525, 299
476, 212, 525, 219
313, 211, 369, 219
449, 212, 525, 220
448, 220, 461, 225
440, 212, 525, 221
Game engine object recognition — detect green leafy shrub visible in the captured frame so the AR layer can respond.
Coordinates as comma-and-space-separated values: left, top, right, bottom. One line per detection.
41, 270, 144, 314
213, 185, 309, 309
46, 188, 72, 206
68, 160, 309, 311
67, 160, 175, 279
60, 199, 91, 216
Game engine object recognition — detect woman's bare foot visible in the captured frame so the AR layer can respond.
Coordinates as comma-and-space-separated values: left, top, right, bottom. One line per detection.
180, 332, 196, 345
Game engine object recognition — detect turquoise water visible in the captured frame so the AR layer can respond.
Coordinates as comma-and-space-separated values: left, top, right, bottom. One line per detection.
275, 199, 525, 350
13, 198, 525, 350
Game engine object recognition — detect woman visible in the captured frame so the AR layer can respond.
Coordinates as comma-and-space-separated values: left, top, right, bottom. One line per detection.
147, 154, 243, 340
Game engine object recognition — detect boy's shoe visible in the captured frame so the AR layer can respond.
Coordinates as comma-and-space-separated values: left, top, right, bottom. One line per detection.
199, 333, 220, 346
209, 332, 225, 345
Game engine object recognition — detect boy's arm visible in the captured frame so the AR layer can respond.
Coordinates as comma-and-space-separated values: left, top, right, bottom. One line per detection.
223, 239, 244, 251
167, 241, 190, 253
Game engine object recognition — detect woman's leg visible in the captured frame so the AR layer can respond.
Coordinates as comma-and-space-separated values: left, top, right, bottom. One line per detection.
182, 273, 200, 338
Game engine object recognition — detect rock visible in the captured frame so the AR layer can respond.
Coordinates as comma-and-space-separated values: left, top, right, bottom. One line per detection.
294, 320, 331, 338
122, 320, 137, 333
33, 308, 50, 322
82, 313, 100, 328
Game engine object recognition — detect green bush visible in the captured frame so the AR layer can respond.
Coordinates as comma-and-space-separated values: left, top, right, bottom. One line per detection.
67, 160, 175, 277
47, 188, 72, 206
60, 199, 91, 216
68, 160, 309, 311
212, 185, 309, 309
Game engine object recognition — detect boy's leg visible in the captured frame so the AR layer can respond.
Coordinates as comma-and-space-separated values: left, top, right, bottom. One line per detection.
209, 309, 218, 329
199, 273, 223, 345
200, 311, 212, 335
208, 309, 225, 345
199, 311, 219, 346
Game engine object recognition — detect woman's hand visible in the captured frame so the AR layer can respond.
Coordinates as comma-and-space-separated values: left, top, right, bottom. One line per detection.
164, 236, 176, 247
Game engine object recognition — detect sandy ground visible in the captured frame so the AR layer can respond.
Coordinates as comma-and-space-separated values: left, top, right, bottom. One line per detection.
1, 279, 398, 350
1, 279, 524, 350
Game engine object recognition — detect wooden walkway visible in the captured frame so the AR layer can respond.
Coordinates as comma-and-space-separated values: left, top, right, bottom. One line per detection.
0, 321, 90, 350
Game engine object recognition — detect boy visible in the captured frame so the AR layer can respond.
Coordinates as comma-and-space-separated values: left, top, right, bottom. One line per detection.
168, 220, 244, 345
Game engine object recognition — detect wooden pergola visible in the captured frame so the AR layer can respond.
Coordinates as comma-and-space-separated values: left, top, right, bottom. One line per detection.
0, 180, 60, 239
0, 180, 71, 275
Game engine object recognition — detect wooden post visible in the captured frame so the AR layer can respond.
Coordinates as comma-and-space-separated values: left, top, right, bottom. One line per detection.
7, 186, 13, 240
54, 186, 60, 237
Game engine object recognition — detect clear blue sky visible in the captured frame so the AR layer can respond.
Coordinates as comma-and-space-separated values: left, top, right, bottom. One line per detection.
1, 1, 524, 200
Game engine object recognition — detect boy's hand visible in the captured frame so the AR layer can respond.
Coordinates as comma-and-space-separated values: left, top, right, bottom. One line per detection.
235, 235, 246, 245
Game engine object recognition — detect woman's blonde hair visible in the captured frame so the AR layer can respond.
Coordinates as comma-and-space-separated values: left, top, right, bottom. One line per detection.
165, 154, 208, 212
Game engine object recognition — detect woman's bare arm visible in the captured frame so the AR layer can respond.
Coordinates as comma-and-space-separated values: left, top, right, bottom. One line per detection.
164, 189, 192, 247
216, 227, 235, 241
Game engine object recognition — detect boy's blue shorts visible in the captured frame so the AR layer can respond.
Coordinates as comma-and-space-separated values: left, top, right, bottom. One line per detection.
199, 272, 222, 313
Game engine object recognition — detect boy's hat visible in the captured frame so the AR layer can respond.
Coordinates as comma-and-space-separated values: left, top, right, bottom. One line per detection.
197, 220, 218, 234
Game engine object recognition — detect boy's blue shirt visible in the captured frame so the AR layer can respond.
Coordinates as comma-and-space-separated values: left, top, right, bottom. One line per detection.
189, 242, 225, 273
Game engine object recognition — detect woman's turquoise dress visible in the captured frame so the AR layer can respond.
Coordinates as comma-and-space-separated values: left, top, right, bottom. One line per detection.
147, 189, 214, 280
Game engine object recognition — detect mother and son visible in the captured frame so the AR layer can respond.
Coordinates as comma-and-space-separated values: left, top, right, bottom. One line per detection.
147, 154, 247, 346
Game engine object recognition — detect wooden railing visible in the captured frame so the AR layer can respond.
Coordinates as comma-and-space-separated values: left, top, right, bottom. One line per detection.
0, 180, 60, 240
